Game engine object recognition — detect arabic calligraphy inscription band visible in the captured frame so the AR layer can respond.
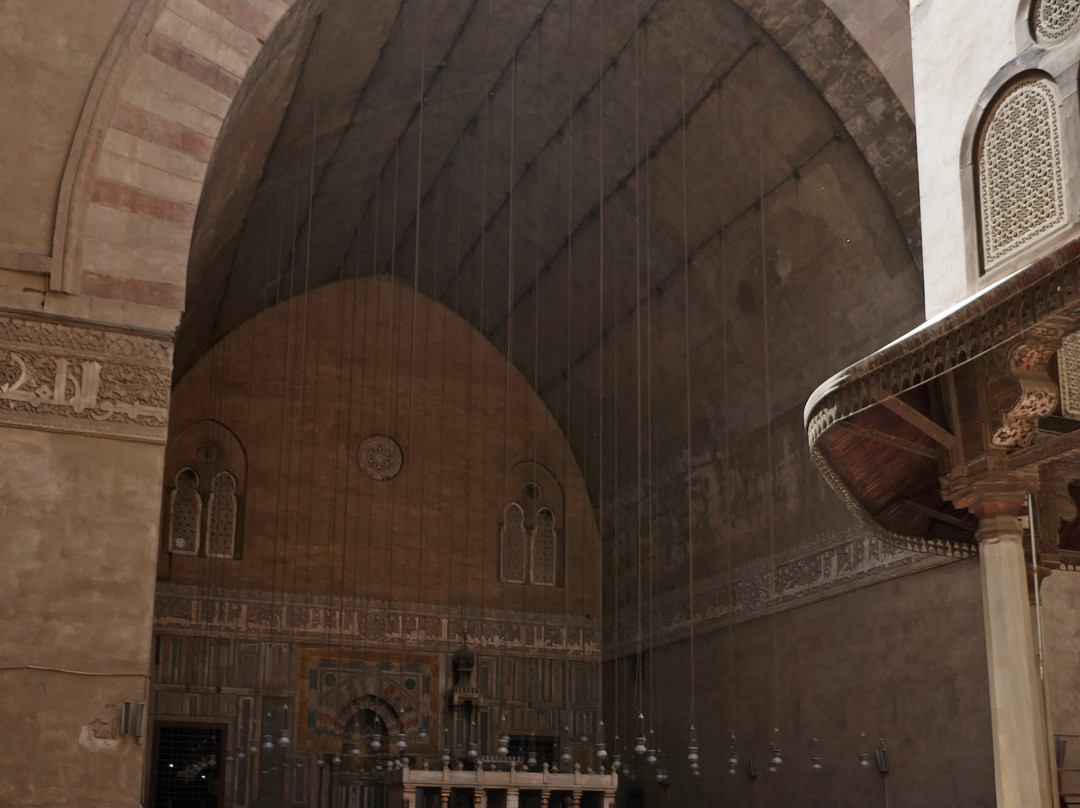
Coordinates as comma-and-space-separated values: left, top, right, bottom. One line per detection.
0, 312, 173, 444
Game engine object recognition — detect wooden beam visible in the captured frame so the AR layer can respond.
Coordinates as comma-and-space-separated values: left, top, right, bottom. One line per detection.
1006, 427, 1080, 470
871, 386, 956, 449
898, 498, 976, 533
835, 421, 939, 459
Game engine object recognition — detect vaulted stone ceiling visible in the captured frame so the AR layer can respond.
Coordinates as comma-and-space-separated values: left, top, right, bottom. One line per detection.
179, 0, 924, 581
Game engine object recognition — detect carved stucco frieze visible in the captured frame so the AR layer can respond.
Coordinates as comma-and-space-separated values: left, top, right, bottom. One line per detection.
603, 526, 956, 659
153, 583, 602, 661
0, 313, 172, 443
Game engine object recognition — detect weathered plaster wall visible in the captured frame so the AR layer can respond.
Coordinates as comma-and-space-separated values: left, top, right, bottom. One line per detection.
0, 426, 165, 807
825, 0, 914, 117
910, 0, 1080, 317
0, 0, 131, 255
911, 0, 1019, 317
1041, 570, 1080, 746
607, 557, 995, 808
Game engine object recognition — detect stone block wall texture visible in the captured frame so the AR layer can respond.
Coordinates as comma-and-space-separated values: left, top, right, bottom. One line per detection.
162, 275, 601, 619
150, 274, 602, 803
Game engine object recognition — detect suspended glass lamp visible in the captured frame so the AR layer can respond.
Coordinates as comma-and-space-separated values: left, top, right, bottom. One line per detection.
350, 742, 361, 757
634, 713, 647, 755
394, 733, 408, 752
645, 730, 657, 765
611, 754, 622, 772
497, 733, 510, 756
526, 733, 537, 768
278, 705, 291, 747
332, 753, 342, 765
467, 741, 478, 760
769, 747, 782, 767
370, 733, 383, 751
261, 734, 274, 751
441, 748, 451, 765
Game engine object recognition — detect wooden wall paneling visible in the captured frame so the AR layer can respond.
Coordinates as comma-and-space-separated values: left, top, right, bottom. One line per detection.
239, 642, 259, 689
236, 696, 253, 808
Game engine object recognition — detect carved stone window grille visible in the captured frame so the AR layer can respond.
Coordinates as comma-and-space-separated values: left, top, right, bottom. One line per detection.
500, 502, 527, 583
1034, 0, 1080, 44
168, 468, 202, 555
1060, 330, 1080, 418
978, 77, 1066, 269
530, 508, 557, 586
206, 471, 239, 558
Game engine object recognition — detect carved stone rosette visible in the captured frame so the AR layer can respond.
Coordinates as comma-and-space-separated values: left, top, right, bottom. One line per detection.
0, 311, 173, 443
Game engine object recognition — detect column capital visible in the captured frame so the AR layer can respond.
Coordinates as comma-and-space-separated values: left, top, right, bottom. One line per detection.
942, 466, 1039, 529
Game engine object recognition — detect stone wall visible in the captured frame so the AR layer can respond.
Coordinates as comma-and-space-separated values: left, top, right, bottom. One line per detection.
0, 313, 172, 808
606, 558, 996, 808
151, 275, 602, 805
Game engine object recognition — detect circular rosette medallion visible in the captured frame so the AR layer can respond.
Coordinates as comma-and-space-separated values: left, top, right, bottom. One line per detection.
356, 435, 403, 481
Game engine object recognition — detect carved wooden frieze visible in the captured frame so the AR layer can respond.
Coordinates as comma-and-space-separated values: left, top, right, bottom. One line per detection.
0, 313, 172, 443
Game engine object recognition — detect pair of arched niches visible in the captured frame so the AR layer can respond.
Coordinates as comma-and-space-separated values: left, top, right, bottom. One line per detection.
970, 1, 1080, 282
163, 420, 246, 560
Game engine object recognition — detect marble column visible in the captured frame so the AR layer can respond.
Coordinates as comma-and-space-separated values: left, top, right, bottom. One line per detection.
959, 474, 1054, 808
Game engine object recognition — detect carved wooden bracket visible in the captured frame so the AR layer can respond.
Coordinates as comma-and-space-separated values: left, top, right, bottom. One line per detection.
991, 326, 1065, 448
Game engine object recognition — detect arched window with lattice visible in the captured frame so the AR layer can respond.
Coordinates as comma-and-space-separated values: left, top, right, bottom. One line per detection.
977, 75, 1066, 270
530, 507, 557, 586
162, 420, 246, 560
206, 471, 238, 558
500, 502, 527, 583
168, 467, 202, 555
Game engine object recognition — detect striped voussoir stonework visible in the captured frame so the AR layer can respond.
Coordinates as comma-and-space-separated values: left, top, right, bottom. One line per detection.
75, 0, 292, 309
